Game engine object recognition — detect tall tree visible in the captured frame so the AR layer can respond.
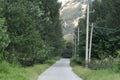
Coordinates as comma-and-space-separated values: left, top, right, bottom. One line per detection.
3, 0, 47, 65
40, 0, 64, 56
2, 0, 64, 65
89, 0, 120, 58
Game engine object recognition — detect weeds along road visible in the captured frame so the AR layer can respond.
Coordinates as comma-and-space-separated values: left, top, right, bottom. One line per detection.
37, 58, 82, 80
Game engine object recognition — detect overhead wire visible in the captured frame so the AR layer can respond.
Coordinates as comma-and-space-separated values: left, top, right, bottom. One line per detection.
93, 26, 120, 34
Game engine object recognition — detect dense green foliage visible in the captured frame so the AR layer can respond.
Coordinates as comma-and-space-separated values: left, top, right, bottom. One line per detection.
76, 19, 86, 60
90, 0, 120, 58
0, 0, 64, 66
74, 0, 120, 70
62, 41, 73, 58
40, 0, 64, 56
76, 0, 120, 60
0, 18, 10, 61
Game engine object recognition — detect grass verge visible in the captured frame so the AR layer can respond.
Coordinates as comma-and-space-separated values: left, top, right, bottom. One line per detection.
71, 60, 120, 80
0, 57, 60, 80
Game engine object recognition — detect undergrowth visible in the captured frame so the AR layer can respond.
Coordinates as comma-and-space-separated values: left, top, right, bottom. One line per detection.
0, 57, 59, 80
71, 57, 120, 80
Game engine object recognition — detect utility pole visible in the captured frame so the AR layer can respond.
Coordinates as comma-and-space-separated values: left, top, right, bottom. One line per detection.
85, 0, 89, 68
73, 34, 74, 56
74, 31, 77, 58
77, 27, 80, 45
89, 23, 94, 62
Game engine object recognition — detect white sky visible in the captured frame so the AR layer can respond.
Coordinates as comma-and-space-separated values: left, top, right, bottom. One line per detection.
58, 0, 68, 5
58, 0, 65, 3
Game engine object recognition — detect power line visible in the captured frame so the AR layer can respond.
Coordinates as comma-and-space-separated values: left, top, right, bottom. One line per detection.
94, 26, 120, 34
95, 26, 119, 30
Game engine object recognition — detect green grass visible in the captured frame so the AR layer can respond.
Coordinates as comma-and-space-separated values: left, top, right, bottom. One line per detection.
0, 57, 59, 80
72, 64, 120, 80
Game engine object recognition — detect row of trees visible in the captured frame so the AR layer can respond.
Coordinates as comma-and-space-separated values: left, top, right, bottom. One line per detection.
76, 0, 120, 62
90, 0, 120, 58
0, 0, 64, 66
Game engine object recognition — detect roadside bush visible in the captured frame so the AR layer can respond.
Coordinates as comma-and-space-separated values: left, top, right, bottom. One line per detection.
18, 56, 34, 66
0, 61, 10, 73
34, 44, 53, 64
116, 60, 120, 72
70, 57, 84, 67
70, 57, 78, 67
115, 50, 120, 73
88, 57, 118, 70
0, 24, 10, 61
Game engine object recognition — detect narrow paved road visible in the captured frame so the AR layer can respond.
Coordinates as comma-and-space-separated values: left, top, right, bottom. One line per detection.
37, 58, 82, 80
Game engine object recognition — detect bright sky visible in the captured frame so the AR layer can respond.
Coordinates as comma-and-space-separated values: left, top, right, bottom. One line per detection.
58, 0, 67, 5
58, 0, 65, 3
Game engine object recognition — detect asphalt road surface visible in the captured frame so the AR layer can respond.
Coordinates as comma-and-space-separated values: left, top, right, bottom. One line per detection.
37, 58, 82, 80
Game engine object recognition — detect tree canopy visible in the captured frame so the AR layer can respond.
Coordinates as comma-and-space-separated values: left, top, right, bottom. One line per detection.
0, 0, 64, 66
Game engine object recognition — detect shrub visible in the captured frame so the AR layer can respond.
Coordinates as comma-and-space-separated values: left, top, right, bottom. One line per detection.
70, 57, 78, 67
0, 61, 10, 73
18, 57, 34, 66
116, 61, 120, 72
0, 25, 10, 61
88, 57, 118, 70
